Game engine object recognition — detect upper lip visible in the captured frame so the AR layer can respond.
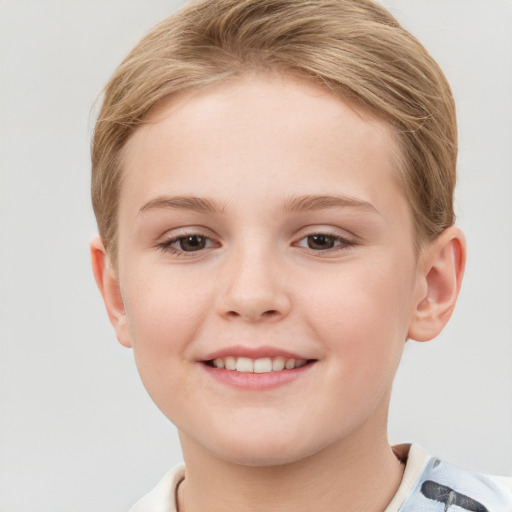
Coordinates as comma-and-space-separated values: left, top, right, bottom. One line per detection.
201, 345, 313, 361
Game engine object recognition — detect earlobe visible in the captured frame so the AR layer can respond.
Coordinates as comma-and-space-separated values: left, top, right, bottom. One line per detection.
90, 237, 132, 348
408, 226, 466, 342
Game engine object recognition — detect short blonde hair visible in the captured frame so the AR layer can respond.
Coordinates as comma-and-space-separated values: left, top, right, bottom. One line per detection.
91, 0, 457, 259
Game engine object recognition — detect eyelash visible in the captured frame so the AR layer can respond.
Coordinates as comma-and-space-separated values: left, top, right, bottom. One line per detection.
295, 233, 355, 252
156, 234, 217, 256
156, 231, 355, 257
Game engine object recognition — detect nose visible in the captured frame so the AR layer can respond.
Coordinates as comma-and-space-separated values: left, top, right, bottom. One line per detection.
216, 247, 292, 323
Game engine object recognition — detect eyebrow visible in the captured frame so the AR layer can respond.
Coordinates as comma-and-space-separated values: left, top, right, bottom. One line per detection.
139, 195, 227, 215
281, 194, 378, 214
138, 193, 378, 216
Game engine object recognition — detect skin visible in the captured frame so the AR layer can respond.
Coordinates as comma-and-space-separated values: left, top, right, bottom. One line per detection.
91, 73, 466, 512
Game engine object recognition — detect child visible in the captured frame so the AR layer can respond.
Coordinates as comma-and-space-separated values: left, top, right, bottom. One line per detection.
89, 0, 512, 510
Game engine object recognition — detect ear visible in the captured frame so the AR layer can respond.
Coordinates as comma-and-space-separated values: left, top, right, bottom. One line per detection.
408, 226, 466, 342
90, 237, 132, 348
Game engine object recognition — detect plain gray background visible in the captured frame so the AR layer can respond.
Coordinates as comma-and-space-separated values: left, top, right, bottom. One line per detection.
1, 1, 511, 511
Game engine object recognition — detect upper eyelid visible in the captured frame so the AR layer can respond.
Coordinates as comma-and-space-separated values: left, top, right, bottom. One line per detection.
153, 228, 219, 253
294, 233, 355, 248
155, 234, 220, 258
160, 233, 219, 246
299, 233, 352, 242
157, 226, 218, 242
292, 226, 358, 243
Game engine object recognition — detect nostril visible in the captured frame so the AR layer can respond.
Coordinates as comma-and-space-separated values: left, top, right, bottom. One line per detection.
223, 309, 280, 321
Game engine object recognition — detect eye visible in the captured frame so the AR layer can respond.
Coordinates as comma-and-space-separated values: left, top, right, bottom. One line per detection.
157, 233, 217, 254
177, 235, 208, 251
295, 233, 353, 251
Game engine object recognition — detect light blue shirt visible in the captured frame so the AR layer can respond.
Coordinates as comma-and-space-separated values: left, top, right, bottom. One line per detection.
399, 454, 512, 512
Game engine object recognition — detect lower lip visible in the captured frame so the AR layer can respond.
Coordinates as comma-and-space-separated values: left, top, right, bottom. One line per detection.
200, 362, 315, 390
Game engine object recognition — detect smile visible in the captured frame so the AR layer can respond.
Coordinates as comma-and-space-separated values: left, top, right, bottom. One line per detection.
205, 356, 309, 373
200, 347, 317, 390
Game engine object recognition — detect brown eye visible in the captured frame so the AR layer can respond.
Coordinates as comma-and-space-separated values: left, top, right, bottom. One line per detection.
306, 234, 337, 250
179, 235, 207, 251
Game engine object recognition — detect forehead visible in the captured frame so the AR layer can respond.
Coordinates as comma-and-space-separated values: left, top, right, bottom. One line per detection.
120, 73, 406, 223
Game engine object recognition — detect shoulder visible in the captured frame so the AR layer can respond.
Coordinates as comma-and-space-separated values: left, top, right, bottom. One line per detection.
396, 445, 512, 512
129, 466, 185, 512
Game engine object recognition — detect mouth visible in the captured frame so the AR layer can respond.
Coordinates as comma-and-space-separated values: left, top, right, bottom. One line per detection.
203, 356, 315, 373
199, 346, 317, 389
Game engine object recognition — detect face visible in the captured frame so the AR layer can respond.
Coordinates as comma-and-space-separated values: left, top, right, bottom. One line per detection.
114, 74, 423, 466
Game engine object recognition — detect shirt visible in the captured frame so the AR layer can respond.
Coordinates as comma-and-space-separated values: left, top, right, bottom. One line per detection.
130, 445, 512, 512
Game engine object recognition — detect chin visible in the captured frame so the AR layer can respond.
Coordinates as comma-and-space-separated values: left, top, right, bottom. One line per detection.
199, 426, 329, 468
214, 447, 310, 468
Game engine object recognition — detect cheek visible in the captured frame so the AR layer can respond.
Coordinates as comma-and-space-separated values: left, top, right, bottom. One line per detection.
301, 257, 415, 373
121, 265, 210, 365
120, 268, 212, 417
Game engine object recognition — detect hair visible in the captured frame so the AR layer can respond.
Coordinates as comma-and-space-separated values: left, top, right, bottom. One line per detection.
91, 0, 457, 261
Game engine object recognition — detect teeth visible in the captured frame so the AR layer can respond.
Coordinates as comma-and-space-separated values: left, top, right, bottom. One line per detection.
285, 358, 295, 370
272, 357, 285, 371
253, 357, 272, 373
236, 357, 253, 373
211, 356, 308, 373
224, 356, 236, 370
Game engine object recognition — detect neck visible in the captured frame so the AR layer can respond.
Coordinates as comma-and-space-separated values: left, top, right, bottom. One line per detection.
177, 415, 404, 512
